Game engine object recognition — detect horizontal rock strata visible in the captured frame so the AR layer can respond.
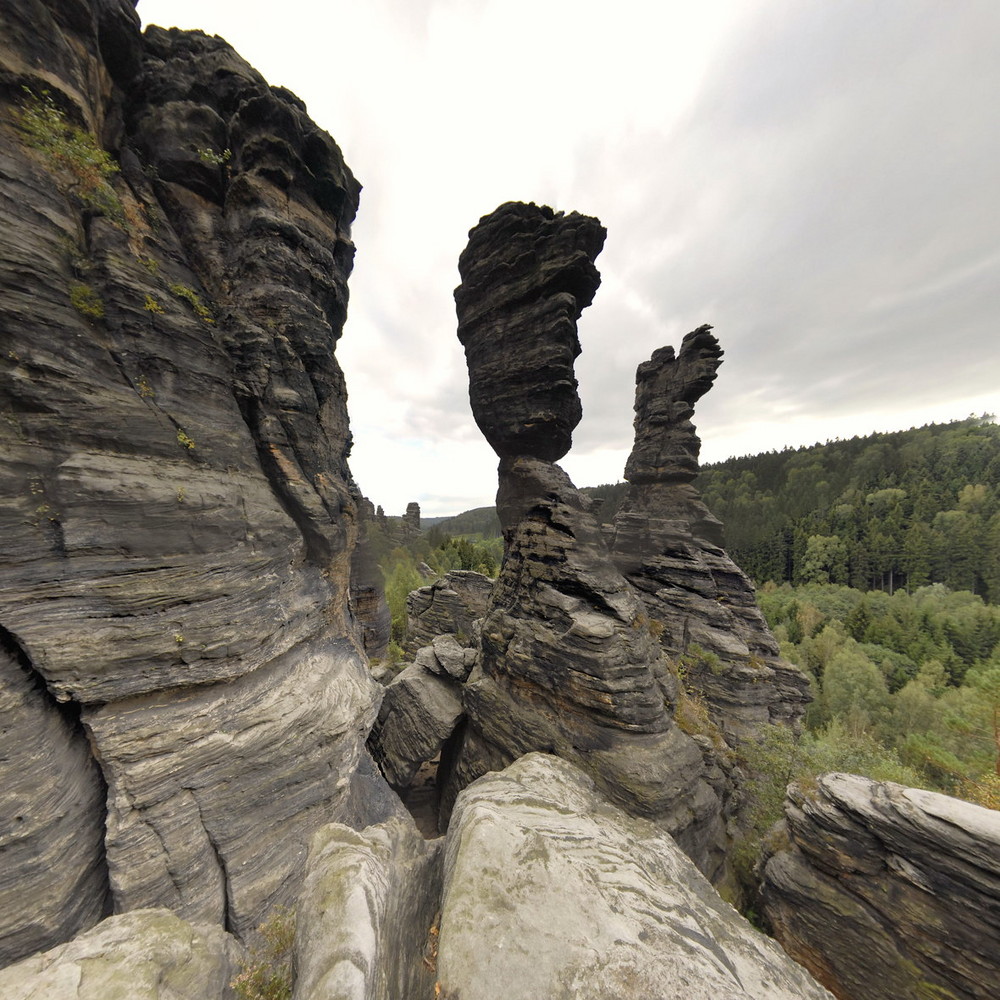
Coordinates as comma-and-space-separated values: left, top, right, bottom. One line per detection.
760, 772, 1000, 1000
611, 329, 810, 739
455, 201, 606, 462
448, 208, 728, 874
0, 0, 381, 961
437, 753, 834, 1000
404, 570, 493, 655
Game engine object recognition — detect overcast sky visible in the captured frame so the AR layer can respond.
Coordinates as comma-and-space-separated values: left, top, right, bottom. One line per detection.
137, 0, 1000, 516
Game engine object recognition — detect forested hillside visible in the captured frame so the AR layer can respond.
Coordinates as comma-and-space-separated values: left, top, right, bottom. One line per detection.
697, 416, 1000, 600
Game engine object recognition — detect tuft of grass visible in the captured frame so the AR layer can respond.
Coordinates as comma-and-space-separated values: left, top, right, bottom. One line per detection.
169, 283, 215, 324
231, 907, 295, 1000
69, 283, 104, 319
143, 294, 163, 313
176, 429, 196, 450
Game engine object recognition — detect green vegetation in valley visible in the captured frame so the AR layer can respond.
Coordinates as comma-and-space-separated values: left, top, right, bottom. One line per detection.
365, 519, 502, 650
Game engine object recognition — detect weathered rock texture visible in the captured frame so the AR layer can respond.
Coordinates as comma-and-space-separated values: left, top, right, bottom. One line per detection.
446, 204, 728, 877
761, 773, 1000, 1000
437, 753, 834, 1000
0, 908, 239, 1000
294, 816, 442, 1000
404, 570, 493, 655
611, 327, 810, 739
455, 201, 606, 462
0, 0, 383, 962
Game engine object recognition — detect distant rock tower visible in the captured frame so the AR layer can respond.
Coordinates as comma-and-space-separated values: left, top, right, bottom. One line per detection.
403, 502, 421, 531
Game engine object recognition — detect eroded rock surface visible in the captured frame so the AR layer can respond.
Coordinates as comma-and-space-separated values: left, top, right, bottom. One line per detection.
0, 908, 239, 1000
405, 570, 493, 655
0, 0, 382, 959
437, 754, 833, 1000
760, 773, 1000, 1000
295, 817, 442, 1000
455, 201, 606, 462
446, 203, 727, 876
611, 329, 810, 739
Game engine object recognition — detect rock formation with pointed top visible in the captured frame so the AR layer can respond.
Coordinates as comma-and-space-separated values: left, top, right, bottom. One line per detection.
611, 328, 811, 740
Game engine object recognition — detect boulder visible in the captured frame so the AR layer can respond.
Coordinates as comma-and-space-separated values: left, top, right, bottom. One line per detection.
368, 660, 464, 790
0, 909, 239, 1000
760, 772, 1000, 1000
436, 753, 833, 1000
295, 817, 442, 1000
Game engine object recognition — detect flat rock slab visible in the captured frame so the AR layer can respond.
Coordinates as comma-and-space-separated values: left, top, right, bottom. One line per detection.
437, 753, 833, 1000
0, 908, 239, 1000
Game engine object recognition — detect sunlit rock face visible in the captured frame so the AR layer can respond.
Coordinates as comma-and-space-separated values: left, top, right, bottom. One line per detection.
761, 773, 1000, 1000
610, 328, 811, 741
455, 201, 606, 462
446, 203, 728, 878
0, 0, 384, 962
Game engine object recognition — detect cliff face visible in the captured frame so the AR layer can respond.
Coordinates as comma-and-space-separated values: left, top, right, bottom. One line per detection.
0, 0, 383, 962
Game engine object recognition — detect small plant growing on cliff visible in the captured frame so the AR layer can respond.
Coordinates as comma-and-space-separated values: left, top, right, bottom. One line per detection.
18, 88, 124, 224
176, 428, 196, 450
231, 906, 295, 1000
196, 146, 232, 167
169, 282, 215, 324
69, 283, 104, 319
143, 294, 163, 313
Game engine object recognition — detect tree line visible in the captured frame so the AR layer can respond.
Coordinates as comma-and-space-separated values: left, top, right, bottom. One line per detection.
696, 415, 1000, 600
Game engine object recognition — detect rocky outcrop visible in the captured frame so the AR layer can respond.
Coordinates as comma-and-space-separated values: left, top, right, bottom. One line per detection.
455, 202, 606, 462
0, 0, 383, 961
436, 753, 834, 1000
295, 817, 442, 1000
445, 203, 728, 876
611, 328, 810, 739
0, 908, 239, 1000
760, 773, 1000, 1000
405, 570, 493, 655
368, 657, 464, 790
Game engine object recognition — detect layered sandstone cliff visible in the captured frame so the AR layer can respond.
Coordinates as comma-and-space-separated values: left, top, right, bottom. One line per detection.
611, 327, 811, 740
0, 0, 386, 962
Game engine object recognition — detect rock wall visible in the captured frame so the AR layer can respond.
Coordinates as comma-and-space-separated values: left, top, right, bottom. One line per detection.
761, 773, 1000, 1000
0, 0, 382, 962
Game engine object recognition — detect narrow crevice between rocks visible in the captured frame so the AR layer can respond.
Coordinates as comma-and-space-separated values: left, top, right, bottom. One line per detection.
235, 393, 333, 568
0, 622, 114, 919
192, 793, 234, 935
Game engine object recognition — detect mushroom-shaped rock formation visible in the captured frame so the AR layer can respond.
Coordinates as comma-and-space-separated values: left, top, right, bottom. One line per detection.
455, 201, 606, 462
445, 203, 728, 879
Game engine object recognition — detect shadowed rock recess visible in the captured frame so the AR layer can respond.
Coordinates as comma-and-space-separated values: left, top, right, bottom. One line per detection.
0, 0, 390, 962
